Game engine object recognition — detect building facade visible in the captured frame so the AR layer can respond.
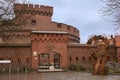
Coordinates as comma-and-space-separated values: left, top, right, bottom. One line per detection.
0, 3, 119, 71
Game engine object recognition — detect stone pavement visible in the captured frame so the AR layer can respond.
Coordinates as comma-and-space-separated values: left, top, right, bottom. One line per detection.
0, 73, 41, 80
0, 71, 120, 80
41, 72, 120, 80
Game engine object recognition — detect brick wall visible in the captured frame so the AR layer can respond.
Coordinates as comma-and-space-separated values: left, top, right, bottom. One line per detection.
31, 33, 68, 69
115, 35, 120, 62
0, 45, 32, 71
68, 43, 116, 67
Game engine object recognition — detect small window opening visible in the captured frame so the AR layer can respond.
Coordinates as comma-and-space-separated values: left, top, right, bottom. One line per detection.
82, 56, 85, 60
18, 58, 21, 63
76, 57, 78, 61
26, 57, 29, 63
70, 57, 72, 61
31, 20, 36, 25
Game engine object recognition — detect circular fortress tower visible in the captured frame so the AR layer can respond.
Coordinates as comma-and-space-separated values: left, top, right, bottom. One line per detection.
14, 3, 80, 70
14, 3, 80, 43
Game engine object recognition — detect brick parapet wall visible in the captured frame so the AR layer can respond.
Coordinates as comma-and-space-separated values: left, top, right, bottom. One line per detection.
14, 3, 53, 17
0, 31, 31, 43
51, 22, 80, 43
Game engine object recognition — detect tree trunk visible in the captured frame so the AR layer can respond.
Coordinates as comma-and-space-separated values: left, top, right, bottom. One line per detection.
93, 57, 101, 75
93, 55, 108, 75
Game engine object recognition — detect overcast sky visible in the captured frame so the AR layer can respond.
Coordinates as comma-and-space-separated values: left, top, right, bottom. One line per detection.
19, 0, 117, 43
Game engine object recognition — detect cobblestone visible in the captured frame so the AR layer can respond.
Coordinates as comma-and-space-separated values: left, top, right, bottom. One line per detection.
41, 72, 120, 80
0, 72, 120, 80
0, 73, 41, 80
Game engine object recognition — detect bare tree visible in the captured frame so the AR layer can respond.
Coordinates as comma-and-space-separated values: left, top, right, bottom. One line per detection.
0, 0, 33, 42
87, 35, 109, 75
101, 0, 120, 28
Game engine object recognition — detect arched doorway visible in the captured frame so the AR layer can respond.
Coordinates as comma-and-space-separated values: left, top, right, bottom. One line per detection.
38, 53, 50, 69
38, 52, 60, 69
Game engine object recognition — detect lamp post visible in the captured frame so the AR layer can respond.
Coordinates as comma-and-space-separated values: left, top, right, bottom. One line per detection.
33, 51, 38, 60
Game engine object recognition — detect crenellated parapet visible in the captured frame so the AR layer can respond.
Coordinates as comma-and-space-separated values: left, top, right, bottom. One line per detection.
14, 3, 53, 17
1, 31, 31, 43
51, 22, 80, 43
52, 22, 79, 37
31, 33, 68, 43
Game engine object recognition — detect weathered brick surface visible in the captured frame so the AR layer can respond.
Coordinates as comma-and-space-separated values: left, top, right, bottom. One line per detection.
115, 35, 120, 47
68, 44, 116, 66
0, 3, 119, 71
0, 46, 32, 71
31, 33, 68, 69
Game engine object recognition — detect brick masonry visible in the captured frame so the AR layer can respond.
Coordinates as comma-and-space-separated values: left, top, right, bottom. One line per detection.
0, 3, 119, 71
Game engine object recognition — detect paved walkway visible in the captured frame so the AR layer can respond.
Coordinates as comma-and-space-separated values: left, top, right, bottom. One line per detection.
41, 72, 120, 80
0, 73, 41, 80
0, 72, 120, 80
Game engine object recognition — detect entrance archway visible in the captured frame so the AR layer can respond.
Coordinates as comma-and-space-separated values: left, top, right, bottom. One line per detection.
38, 52, 61, 69
38, 53, 50, 69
